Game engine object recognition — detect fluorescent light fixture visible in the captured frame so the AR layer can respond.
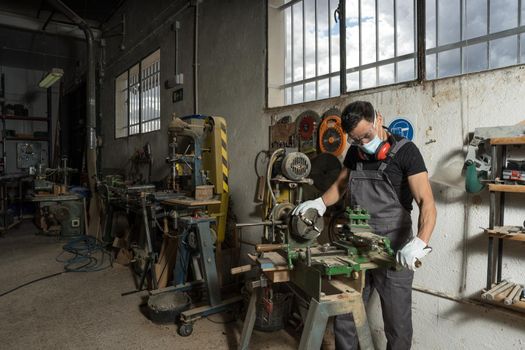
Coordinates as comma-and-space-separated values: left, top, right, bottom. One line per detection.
38, 68, 64, 88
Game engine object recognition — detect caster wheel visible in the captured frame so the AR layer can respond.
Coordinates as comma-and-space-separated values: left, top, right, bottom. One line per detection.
178, 323, 193, 337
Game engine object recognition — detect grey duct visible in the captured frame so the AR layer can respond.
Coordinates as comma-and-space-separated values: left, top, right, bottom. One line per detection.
46, 0, 98, 189
193, 0, 199, 114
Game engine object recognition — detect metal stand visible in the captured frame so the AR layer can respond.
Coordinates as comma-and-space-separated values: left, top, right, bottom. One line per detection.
165, 215, 242, 336
486, 144, 506, 289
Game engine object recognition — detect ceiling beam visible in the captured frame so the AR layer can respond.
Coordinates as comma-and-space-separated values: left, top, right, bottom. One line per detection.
0, 10, 101, 40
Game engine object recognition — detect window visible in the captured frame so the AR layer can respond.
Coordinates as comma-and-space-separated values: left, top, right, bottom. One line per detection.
344, 0, 417, 92
426, 0, 525, 79
115, 49, 160, 138
268, 0, 525, 107
268, 0, 342, 107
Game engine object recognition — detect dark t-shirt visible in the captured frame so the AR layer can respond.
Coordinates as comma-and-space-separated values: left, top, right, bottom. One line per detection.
343, 135, 427, 211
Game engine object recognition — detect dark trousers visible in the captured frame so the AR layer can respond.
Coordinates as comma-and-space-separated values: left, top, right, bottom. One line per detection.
334, 268, 414, 350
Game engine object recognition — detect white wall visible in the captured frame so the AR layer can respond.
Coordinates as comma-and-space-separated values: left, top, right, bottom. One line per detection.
99, 1, 525, 348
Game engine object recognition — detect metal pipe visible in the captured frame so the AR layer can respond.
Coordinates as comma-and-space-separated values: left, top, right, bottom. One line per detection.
236, 221, 284, 228
416, 0, 426, 82
46, 0, 98, 190
487, 236, 494, 290
193, 1, 199, 114
339, 1, 346, 95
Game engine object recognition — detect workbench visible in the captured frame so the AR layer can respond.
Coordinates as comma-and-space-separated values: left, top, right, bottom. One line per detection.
238, 250, 374, 350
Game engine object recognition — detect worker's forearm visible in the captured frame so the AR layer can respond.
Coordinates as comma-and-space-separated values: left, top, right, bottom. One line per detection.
417, 201, 437, 244
321, 169, 349, 207
321, 183, 343, 207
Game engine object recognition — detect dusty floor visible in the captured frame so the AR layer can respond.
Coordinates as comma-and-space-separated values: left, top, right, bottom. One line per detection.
0, 222, 298, 349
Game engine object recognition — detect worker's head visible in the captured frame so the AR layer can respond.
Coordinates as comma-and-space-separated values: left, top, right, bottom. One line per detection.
341, 101, 384, 155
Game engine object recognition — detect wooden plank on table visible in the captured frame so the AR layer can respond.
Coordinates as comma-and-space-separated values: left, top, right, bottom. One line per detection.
490, 136, 525, 145
247, 252, 289, 271
265, 270, 290, 283
488, 184, 525, 193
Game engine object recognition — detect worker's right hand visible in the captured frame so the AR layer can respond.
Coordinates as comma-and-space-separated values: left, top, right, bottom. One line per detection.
291, 197, 327, 217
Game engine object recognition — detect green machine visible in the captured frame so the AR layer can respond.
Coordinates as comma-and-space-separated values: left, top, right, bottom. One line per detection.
237, 146, 398, 349
239, 205, 396, 350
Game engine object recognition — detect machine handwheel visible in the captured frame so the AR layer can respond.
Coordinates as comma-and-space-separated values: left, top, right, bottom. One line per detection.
178, 323, 193, 337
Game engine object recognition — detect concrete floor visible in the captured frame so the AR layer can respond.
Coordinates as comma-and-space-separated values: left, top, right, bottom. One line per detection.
0, 222, 298, 349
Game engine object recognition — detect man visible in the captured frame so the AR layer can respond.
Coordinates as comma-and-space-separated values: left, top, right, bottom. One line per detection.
293, 101, 436, 350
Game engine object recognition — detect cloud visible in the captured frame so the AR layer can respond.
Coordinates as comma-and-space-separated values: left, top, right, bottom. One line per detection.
280, 0, 522, 104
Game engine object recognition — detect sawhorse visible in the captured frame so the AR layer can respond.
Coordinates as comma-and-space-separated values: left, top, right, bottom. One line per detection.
239, 276, 374, 350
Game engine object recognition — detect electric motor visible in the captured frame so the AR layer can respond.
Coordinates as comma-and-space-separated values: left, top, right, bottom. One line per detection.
281, 152, 311, 181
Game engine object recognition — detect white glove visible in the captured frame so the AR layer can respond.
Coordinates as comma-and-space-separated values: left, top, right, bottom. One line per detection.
396, 237, 432, 271
291, 197, 327, 217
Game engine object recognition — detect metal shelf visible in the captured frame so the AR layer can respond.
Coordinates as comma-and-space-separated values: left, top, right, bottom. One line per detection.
0, 114, 48, 122
484, 136, 525, 293
4, 137, 48, 142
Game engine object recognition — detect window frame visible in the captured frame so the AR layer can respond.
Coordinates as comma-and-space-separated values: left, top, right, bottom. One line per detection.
339, 0, 422, 94
267, 0, 525, 108
114, 48, 161, 139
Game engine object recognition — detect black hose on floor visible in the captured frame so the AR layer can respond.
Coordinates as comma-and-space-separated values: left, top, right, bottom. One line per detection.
0, 271, 65, 298
56, 235, 113, 272
0, 236, 112, 298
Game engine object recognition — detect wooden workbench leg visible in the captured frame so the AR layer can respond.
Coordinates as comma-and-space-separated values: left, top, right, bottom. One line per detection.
352, 298, 374, 350
298, 298, 329, 350
238, 289, 258, 350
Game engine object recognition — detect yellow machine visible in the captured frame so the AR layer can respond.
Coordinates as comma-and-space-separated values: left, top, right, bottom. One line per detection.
166, 115, 229, 243
202, 116, 229, 243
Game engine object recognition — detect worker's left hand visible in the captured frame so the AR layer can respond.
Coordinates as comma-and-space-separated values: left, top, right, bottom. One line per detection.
396, 237, 432, 271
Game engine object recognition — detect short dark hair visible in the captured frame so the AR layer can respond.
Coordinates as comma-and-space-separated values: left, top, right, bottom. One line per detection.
341, 101, 375, 133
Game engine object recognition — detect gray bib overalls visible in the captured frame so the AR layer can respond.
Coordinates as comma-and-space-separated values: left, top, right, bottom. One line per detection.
334, 138, 415, 350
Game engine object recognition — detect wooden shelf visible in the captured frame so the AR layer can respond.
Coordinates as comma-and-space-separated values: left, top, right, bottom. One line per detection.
480, 290, 525, 314
485, 228, 525, 242
1, 114, 48, 122
488, 184, 525, 193
490, 136, 525, 145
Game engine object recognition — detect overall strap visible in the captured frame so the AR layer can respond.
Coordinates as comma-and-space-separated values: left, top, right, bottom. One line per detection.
378, 138, 410, 172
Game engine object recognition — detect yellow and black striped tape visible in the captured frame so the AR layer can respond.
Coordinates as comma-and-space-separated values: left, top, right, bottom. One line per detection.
220, 123, 229, 193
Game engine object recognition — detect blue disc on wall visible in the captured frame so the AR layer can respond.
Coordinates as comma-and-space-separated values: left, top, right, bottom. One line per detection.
388, 118, 414, 141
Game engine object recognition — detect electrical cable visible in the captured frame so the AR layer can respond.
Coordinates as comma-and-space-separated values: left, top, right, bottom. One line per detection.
0, 271, 65, 298
254, 150, 269, 178
56, 235, 113, 272
267, 148, 284, 207
1, 235, 114, 298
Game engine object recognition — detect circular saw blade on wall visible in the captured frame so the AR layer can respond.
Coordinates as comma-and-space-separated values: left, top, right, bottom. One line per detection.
319, 108, 346, 157
296, 110, 320, 155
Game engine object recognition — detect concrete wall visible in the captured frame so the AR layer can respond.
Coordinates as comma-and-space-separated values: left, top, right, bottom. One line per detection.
1, 66, 59, 172
99, 0, 525, 348
0, 25, 87, 172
